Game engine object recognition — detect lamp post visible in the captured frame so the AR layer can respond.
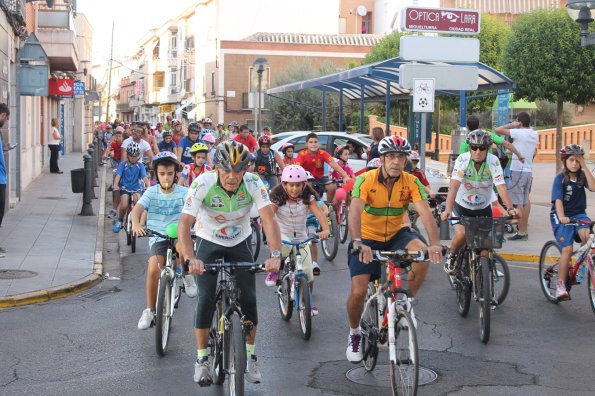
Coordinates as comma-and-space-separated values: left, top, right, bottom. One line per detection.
253, 58, 267, 134
566, 0, 595, 47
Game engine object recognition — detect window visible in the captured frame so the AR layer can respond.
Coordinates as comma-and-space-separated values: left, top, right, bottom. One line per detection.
170, 33, 177, 58
153, 39, 160, 60
211, 72, 215, 96
169, 68, 177, 88
332, 138, 365, 159
153, 72, 164, 90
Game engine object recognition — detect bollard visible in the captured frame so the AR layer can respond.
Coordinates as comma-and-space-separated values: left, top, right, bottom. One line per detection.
87, 148, 98, 199
80, 154, 94, 216
88, 144, 98, 179
88, 147, 99, 189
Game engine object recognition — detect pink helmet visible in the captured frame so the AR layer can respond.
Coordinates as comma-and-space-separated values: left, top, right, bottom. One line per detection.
281, 164, 307, 183
409, 151, 420, 161
202, 133, 216, 144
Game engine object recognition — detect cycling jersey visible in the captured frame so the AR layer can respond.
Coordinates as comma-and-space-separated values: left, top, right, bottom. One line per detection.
180, 163, 212, 187
451, 152, 505, 210
182, 171, 271, 247
352, 168, 426, 242
178, 136, 199, 164
255, 150, 277, 176
295, 149, 332, 180
116, 160, 146, 192
158, 140, 176, 153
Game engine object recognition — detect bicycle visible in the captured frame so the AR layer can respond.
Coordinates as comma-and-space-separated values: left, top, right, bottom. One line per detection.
277, 236, 318, 340
139, 227, 189, 356
354, 247, 434, 396
448, 216, 510, 343
312, 179, 340, 260
539, 218, 595, 314
336, 184, 350, 244
121, 189, 142, 253
249, 217, 261, 261
203, 259, 265, 395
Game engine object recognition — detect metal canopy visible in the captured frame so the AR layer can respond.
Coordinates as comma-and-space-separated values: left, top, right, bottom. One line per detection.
266, 56, 514, 100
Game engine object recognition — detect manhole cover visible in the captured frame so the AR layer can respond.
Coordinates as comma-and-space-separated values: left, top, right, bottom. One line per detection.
346, 364, 438, 387
38, 197, 67, 200
0, 269, 38, 279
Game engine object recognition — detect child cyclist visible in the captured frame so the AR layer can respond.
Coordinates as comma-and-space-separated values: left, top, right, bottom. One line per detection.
131, 152, 197, 329
178, 143, 211, 187
305, 171, 329, 276
112, 142, 150, 233
177, 122, 201, 165
266, 165, 330, 315
331, 145, 355, 203
254, 135, 285, 190
158, 130, 177, 153
280, 143, 295, 166
550, 144, 595, 301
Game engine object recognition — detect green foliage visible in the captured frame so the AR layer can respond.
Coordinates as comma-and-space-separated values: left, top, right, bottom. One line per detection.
362, 31, 405, 65
502, 9, 595, 106
534, 100, 573, 127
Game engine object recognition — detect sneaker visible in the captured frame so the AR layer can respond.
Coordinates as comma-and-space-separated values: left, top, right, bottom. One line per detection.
137, 308, 154, 330
0, 247, 6, 258
183, 275, 198, 298
508, 233, 528, 241
245, 355, 262, 384
106, 209, 117, 219
265, 271, 278, 287
443, 252, 458, 275
113, 220, 122, 233
312, 261, 321, 276
346, 332, 363, 363
193, 358, 212, 386
107, 185, 113, 192
311, 304, 319, 316
556, 280, 569, 301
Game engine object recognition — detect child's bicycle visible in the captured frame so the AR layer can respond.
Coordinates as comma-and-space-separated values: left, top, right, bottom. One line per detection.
353, 246, 440, 396
121, 189, 141, 253
277, 236, 319, 340
539, 218, 595, 314
312, 179, 341, 261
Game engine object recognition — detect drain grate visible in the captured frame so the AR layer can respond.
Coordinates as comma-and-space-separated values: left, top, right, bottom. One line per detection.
0, 269, 39, 280
346, 364, 438, 387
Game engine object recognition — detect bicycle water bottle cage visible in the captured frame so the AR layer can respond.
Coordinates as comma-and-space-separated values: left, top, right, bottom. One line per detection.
166, 223, 178, 239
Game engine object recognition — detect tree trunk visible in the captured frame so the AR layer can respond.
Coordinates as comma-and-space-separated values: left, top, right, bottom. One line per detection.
555, 99, 563, 173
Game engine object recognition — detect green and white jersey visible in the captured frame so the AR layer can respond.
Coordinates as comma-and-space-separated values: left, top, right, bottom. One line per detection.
182, 170, 271, 247
451, 152, 505, 210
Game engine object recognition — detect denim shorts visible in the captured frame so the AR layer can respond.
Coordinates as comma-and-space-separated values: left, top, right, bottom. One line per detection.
348, 227, 422, 281
551, 212, 590, 248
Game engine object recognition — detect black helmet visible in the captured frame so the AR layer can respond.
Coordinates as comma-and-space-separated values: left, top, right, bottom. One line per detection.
560, 144, 584, 161
465, 129, 493, 149
188, 122, 201, 133
214, 141, 250, 171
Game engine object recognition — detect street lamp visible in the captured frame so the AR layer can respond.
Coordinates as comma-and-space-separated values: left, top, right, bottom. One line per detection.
253, 58, 267, 134
566, 0, 595, 47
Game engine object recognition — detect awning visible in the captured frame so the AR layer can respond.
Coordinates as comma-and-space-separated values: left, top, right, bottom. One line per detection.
186, 108, 198, 120
174, 100, 193, 117
267, 56, 514, 100
86, 90, 100, 102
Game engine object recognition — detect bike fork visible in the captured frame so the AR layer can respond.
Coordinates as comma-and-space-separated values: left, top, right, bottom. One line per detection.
387, 297, 397, 363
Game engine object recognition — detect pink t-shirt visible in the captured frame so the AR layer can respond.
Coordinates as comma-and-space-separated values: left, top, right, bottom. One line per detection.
274, 196, 314, 241
330, 160, 354, 180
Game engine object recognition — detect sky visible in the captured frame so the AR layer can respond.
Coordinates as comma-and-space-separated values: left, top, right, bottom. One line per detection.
77, 0, 198, 66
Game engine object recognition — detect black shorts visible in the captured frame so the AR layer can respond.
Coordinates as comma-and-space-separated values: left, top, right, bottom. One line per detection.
193, 236, 257, 328
311, 176, 331, 196
348, 227, 422, 281
452, 203, 492, 225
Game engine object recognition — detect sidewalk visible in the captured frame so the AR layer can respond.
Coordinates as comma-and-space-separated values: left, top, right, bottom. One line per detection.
0, 153, 105, 308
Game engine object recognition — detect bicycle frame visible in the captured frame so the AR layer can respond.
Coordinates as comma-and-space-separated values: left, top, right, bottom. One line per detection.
281, 237, 316, 309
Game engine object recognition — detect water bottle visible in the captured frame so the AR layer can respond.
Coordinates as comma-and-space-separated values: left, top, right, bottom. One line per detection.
575, 264, 587, 284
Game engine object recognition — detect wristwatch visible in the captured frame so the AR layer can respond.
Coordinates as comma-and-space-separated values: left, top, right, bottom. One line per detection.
352, 238, 362, 243
270, 250, 281, 259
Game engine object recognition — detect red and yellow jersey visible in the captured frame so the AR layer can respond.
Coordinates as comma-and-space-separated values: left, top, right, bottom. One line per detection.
294, 149, 332, 179
352, 169, 427, 242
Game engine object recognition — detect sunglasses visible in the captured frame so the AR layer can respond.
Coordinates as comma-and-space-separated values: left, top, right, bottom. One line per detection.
470, 145, 488, 152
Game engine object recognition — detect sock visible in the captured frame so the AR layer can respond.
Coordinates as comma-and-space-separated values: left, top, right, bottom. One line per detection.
149, 307, 156, 314
196, 348, 208, 362
246, 343, 255, 359
350, 327, 361, 335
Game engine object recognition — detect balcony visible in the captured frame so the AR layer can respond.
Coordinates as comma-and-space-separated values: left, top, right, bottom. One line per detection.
117, 103, 130, 113
3, 0, 26, 32
36, 3, 79, 71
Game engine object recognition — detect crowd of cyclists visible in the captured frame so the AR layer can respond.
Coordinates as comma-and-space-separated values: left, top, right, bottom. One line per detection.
97, 109, 595, 386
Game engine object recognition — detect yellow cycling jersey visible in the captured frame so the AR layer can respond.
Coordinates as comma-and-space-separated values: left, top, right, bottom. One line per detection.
352, 168, 427, 242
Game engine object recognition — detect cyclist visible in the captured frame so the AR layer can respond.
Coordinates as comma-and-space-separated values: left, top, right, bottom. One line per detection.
157, 130, 176, 153
201, 117, 213, 130
233, 124, 259, 153
177, 140, 282, 386
177, 122, 201, 165
131, 152, 196, 329
266, 165, 330, 315
550, 144, 595, 300
295, 132, 351, 203
201, 132, 217, 165
154, 122, 165, 145
345, 135, 443, 363
178, 143, 211, 187
112, 142, 150, 233
254, 135, 285, 190
121, 125, 153, 165
281, 143, 295, 166
172, 120, 185, 145
440, 130, 518, 274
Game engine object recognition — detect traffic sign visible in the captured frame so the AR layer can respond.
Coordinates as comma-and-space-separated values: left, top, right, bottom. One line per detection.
73, 81, 85, 96
399, 64, 479, 91
412, 79, 434, 113
400, 7, 481, 35
400, 36, 479, 63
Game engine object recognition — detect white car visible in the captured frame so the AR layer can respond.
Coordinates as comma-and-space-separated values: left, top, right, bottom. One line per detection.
270, 131, 449, 192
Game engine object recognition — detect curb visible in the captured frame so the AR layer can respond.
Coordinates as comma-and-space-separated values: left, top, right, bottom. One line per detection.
498, 252, 540, 263
0, 163, 107, 309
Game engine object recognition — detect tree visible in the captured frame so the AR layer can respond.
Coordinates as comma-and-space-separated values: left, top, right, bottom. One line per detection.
502, 9, 595, 169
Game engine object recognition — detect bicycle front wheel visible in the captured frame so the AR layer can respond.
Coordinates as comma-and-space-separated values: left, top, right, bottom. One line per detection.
361, 283, 379, 372
209, 300, 225, 385
297, 278, 312, 340
339, 205, 349, 244
588, 267, 595, 316
477, 257, 491, 344
455, 254, 471, 317
250, 219, 261, 261
539, 241, 561, 303
492, 253, 510, 306
321, 208, 339, 261
155, 271, 173, 356
125, 212, 132, 246
390, 311, 419, 396
277, 272, 293, 321
226, 314, 246, 396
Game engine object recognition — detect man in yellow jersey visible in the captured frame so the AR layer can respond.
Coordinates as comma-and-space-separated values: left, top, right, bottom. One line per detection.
345, 135, 443, 363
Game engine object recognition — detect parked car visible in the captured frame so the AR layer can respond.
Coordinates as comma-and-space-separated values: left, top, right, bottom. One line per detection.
271, 131, 449, 192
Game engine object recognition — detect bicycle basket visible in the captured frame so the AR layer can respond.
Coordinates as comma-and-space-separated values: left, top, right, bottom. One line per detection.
461, 216, 506, 249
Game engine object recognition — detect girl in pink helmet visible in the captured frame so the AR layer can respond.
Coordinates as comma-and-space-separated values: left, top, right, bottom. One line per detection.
266, 165, 330, 315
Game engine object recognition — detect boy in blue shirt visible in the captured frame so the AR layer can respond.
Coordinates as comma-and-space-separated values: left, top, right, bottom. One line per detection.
131, 152, 195, 329
177, 122, 201, 165
113, 142, 150, 233
158, 130, 176, 153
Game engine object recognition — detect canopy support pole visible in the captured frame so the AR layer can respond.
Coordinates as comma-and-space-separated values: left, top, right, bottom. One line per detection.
339, 88, 344, 132
322, 91, 326, 131
385, 81, 391, 137
359, 86, 365, 134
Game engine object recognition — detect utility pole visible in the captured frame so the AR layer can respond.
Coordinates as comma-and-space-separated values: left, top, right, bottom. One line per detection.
105, 21, 114, 123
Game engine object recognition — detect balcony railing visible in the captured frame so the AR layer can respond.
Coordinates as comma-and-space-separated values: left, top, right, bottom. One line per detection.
3, 0, 26, 33
37, 2, 75, 30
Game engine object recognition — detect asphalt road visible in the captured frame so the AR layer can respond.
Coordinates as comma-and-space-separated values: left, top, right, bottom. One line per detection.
1, 229, 595, 396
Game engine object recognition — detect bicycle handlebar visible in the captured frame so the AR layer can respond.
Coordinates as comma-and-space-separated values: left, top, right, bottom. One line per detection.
567, 218, 595, 226
184, 259, 265, 274
350, 246, 447, 264
281, 235, 320, 246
